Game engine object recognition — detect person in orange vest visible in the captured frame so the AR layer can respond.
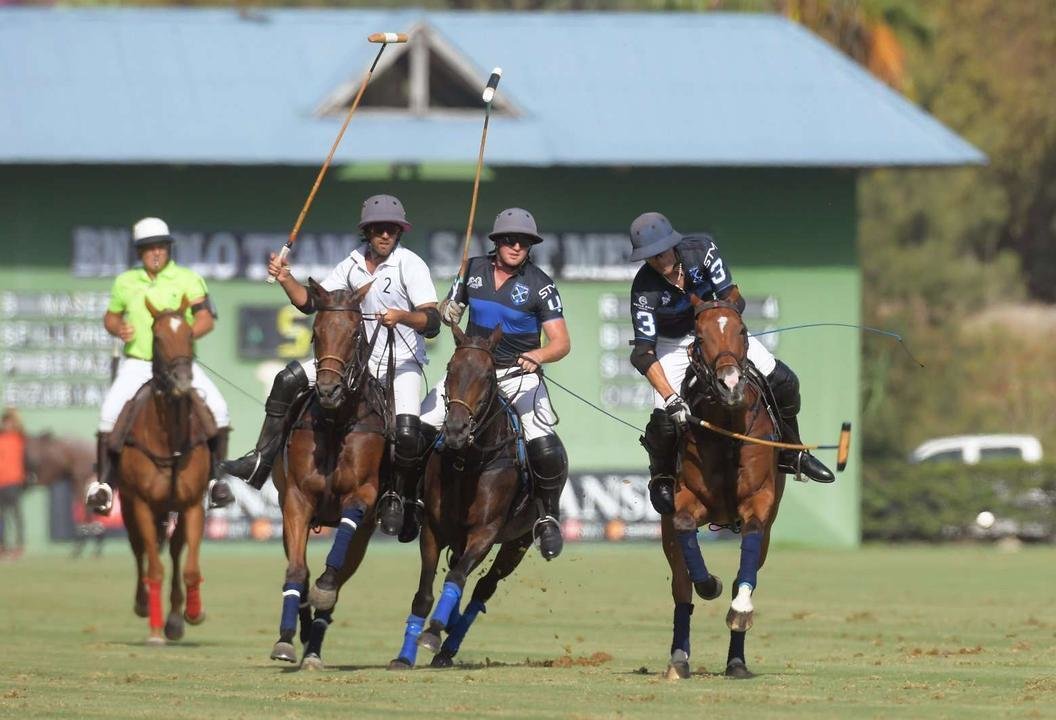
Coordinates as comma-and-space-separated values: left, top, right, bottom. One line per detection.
0, 407, 27, 559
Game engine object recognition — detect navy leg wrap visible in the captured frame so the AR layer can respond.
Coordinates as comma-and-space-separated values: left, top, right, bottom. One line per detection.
305, 609, 332, 657
440, 599, 486, 657
728, 630, 746, 663
671, 602, 693, 657
676, 530, 711, 583
736, 530, 763, 590
432, 581, 463, 628
280, 582, 305, 637
397, 614, 426, 665
326, 506, 365, 570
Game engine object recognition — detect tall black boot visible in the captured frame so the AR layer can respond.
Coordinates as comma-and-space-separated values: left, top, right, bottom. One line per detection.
207, 427, 235, 509
378, 414, 425, 538
397, 423, 437, 544
640, 409, 679, 514
85, 432, 115, 515
221, 362, 308, 490
767, 361, 835, 484
528, 435, 569, 561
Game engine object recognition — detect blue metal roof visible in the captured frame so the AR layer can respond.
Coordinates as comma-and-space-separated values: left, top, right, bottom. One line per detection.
0, 8, 984, 167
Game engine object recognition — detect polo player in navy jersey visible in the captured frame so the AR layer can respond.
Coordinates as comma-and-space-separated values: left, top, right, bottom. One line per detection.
422, 208, 572, 561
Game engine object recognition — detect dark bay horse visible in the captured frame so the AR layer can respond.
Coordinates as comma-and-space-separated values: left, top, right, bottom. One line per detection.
661, 298, 784, 680
23, 432, 103, 557
117, 297, 213, 645
269, 278, 390, 670
389, 324, 536, 670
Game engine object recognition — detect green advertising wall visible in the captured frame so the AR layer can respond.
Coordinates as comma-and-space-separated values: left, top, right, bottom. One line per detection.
0, 164, 861, 547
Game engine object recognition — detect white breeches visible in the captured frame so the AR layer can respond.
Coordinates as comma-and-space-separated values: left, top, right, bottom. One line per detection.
651, 334, 776, 410
420, 367, 557, 441
98, 358, 230, 432
298, 357, 423, 417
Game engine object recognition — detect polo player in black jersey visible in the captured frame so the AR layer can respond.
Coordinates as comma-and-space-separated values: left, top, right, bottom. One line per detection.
424, 208, 572, 560
627, 212, 834, 515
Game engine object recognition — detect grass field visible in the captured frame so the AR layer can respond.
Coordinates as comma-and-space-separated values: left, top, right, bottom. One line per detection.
1, 541, 1053, 719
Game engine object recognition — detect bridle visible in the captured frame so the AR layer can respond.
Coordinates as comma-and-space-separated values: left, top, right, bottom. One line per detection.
690, 300, 749, 400
444, 345, 502, 446
151, 314, 194, 394
314, 305, 365, 391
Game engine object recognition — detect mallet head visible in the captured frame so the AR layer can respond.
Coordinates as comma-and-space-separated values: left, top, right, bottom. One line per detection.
368, 32, 409, 44
482, 67, 502, 104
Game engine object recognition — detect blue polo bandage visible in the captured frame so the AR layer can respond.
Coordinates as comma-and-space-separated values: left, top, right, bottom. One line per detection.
676, 530, 711, 583
441, 599, 486, 656
397, 614, 426, 665
432, 581, 463, 628
280, 581, 305, 635
326, 506, 365, 570
736, 530, 763, 590
671, 602, 693, 656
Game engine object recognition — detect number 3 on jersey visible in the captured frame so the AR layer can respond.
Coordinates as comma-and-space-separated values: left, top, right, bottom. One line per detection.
635, 310, 656, 337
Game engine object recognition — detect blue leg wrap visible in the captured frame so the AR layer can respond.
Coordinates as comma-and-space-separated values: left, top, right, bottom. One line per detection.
326, 506, 365, 570
305, 609, 332, 657
728, 630, 746, 663
736, 530, 763, 590
441, 599, 486, 656
397, 614, 426, 665
676, 530, 711, 583
432, 581, 463, 629
280, 581, 305, 635
671, 602, 693, 656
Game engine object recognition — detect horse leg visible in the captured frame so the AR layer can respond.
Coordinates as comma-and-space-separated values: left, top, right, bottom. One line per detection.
164, 513, 187, 641
181, 501, 207, 627
432, 536, 532, 668
388, 517, 441, 670
308, 500, 369, 612
272, 490, 312, 663
122, 493, 149, 618
672, 506, 723, 602
661, 514, 695, 680
131, 498, 166, 645
725, 488, 775, 679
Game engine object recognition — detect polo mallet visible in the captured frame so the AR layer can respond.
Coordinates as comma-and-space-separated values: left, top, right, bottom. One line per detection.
266, 32, 410, 284
449, 67, 502, 295
689, 416, 853, 472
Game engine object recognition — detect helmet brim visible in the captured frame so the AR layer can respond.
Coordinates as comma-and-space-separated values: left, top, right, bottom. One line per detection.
358, 219, 413, 232
488, 231, 543, 245
629, 230, 682, 261
133, 234, 173, 248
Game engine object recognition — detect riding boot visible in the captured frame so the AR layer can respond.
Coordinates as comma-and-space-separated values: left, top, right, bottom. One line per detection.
528, 435, 568, 561
379, 414, 423, 538
640, 409, 679, 514
397, 424, 437, 544
767, 361, 835, 484
207, 427, 235, 509
221, 362, 308, 490
85, 432, 115, 516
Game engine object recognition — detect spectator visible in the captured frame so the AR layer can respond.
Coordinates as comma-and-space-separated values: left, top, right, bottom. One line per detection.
0, 407, 26, 559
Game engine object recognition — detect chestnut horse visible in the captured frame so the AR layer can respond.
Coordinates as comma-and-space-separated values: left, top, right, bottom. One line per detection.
389, 324, 536, 670
268, 279, 390, 670
661, 299, 784, 680
116, 297, 213, 644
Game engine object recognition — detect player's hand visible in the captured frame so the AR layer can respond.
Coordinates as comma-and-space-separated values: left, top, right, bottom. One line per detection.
516, 351, 543, 373
438, 298, 465, 326
664, 394, 691, 426
267, 252, 293, 283
118, 323, 135, 342
378, 308, 406, 328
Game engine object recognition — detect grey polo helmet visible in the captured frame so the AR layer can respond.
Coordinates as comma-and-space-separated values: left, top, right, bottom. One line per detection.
629, 212, 683, 261
488, 208, 544, 245
132, 217, 174, 248
358, 194, 412, 232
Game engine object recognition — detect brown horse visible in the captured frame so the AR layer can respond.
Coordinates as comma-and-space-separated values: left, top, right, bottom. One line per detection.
661, 298, 784, 680
116, 296, 213, 645
23, 432, 104, 557
268, 278, 389, 670
388, 324, 536, 670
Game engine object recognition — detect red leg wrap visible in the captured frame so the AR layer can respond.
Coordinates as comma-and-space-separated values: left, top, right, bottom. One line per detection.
185, 582, 202, 621
147, 579, 163, 630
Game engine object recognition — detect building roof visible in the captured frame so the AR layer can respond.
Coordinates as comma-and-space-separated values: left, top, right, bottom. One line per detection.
0, 7, 984, 168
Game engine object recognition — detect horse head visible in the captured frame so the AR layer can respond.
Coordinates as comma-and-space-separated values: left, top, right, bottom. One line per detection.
443, 323, 503, 450
309, 277, 371, 411
691, 297, 749, 409
146, 295, 195, 397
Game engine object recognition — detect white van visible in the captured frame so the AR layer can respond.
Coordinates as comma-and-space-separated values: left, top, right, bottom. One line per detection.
909, 434, 1043, 465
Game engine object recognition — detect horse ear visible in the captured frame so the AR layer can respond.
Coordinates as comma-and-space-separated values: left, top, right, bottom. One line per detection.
178, 294, 190, 315
488, 323, 504, 350
353, 280, 374, 305
144, 297, 161, 319
451, 323, 466, 346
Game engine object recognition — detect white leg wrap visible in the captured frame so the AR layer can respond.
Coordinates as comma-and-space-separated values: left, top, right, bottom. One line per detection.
731, 582, 754, 614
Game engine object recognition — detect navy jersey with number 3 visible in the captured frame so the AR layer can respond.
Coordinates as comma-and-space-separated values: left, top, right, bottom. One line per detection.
630, 235, 733, 344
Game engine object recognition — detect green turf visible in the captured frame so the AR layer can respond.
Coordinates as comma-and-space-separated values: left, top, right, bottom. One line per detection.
1, 542, 1053, 719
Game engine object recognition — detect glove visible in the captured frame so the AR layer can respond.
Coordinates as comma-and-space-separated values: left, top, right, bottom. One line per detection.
664, 394, 691, 426
438, 298, 465, 326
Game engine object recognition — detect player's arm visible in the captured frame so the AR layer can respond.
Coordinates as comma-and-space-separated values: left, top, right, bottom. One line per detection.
187, 295, 215, 339
378, 302, 440, 337
518, 318, 570, 372
103, 311, 134, 342
717, 285, 746, 314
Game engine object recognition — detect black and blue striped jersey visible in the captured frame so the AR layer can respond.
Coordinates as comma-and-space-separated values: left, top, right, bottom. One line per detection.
629, 235, 734, 344
455, 255, 564, 367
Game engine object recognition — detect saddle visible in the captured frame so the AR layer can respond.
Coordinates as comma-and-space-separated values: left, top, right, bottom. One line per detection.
108, 381, 217, 458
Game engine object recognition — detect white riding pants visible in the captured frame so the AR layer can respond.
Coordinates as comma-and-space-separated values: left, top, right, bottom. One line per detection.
420, 367, 557, 441
98, 358, 230, 432
651, 334, 776, 410
298, 357, 424, 417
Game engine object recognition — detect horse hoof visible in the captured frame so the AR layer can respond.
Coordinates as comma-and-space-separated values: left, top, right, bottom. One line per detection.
387, 657, 414, 671
430, 651, 455, 669
724, 658, 755, 679
726, 608, 754, 632
134, 602, 149, 618
665, 649, 690, 680
301, 653, 325, 671
270, 641, 298, 663
418, 630, 442, 654
308, 584, 337, 612
145, 635, 166, 647
164, 613, 185, 641
694, 575, 723, 601
184, 609, 206, 626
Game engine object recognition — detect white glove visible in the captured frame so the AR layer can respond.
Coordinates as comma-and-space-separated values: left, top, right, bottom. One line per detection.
664, 394, 691, 426
438, 298, 465, 326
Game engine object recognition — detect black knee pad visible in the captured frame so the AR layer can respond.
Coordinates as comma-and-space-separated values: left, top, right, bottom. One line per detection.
766, 360, 801, 418
266, 361, 309, 415
394, 414, 423, 466
527, 435, 568, 492
642, 409, 678, 456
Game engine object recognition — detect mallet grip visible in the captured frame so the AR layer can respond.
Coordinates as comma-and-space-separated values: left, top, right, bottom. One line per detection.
368, 32, 409, 44
482, 67, 503, 103
265, 244, 291, 285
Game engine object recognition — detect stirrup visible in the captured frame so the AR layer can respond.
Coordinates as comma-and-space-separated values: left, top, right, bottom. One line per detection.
85, 481, 113, 516
376, 491, 404, 536
533, 516, 563, 560
778, 451, 807, 483
207, 479, 235, 509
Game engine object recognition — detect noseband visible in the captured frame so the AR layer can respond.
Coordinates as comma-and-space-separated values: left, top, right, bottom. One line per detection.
691, 300, 748, 396
314, 306, 364, 390
444, 346, 500, 445
151, 318, 194, 393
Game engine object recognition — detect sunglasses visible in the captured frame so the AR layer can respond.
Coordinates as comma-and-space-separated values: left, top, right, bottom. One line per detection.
366, 223, 403, 237
495, 235, 533, 248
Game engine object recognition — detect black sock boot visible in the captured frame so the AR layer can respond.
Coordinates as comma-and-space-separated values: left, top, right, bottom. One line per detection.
528, 435, 569, 561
